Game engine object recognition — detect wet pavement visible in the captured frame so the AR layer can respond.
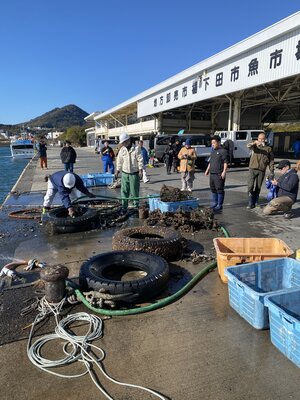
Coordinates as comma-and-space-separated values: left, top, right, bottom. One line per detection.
0, 147, 300, 400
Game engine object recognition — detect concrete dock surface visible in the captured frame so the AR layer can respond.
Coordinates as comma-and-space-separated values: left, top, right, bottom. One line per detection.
0, 146, 300, 400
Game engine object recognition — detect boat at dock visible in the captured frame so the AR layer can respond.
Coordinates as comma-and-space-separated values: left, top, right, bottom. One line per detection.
10, 138, 35, 159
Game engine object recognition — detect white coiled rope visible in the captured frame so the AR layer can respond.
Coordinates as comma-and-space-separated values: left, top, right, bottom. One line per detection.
27, 297, 166, 400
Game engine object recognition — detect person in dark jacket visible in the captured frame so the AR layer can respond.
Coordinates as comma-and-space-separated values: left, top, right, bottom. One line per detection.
42, 171, 96, 217
101, 141, 115, 174
263, 160, 299, 218
37, 138, 47, 169
205, 135, 228, 211
60, 141, 77, 172
247, 133, 274, 208
163, 141, 174, 174
172, 138, 181, 172
222, 139, 234, 167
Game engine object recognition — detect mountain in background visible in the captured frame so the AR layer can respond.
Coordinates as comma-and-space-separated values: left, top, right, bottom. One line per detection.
25, 104, 89, 129
0, 104, 90, 134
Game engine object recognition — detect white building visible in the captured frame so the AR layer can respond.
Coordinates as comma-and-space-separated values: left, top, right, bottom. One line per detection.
86, 12, 300, 148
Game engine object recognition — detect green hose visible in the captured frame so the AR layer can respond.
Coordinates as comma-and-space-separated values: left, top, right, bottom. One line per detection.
70, 225, 230, 316
73, 194, 159, 204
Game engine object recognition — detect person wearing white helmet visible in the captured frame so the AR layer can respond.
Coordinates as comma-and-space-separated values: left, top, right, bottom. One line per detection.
115, 133, 143, 210
43, 171, 96, 217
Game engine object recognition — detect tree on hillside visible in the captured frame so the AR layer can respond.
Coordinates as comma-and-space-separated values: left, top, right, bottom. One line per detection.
60, 125, 87, 146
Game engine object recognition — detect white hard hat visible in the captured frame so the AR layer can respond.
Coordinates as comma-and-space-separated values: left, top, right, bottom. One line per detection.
63, 173, 76, 188
119, 132, 130, 144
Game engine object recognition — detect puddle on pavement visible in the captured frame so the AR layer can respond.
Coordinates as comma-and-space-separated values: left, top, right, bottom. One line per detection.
13, 228, 117, 278
4, 192, 45, 207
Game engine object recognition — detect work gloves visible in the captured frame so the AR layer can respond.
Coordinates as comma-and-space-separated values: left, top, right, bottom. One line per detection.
68, 207, 76, 218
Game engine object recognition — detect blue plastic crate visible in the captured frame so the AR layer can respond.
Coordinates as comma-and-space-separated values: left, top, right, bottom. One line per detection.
148, 194, 199, 213
265, 289, 300, 367
80, 173, 114, 187
80, 174, 96, 188
225, 258, 300, 329
93, 173, 114, 186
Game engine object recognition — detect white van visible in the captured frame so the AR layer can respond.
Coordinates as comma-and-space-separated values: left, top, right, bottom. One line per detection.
151, 133, 211, 168
216, 130, 274, 165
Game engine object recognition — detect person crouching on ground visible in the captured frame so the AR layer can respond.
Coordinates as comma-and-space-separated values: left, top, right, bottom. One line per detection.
60, 140, 77, 172
115, 133, 143, 211
43, 171, 96, 217
138, 140, 150, 183
205, 135, 228, 211
178, 138, 197, 192
263, 160, 299, 219
101, 141, 115, 174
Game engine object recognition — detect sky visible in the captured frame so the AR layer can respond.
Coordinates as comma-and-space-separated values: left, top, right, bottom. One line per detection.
1, 0, 299, 124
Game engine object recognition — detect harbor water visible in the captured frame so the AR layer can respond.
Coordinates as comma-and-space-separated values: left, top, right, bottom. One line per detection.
0, 146, 29, 205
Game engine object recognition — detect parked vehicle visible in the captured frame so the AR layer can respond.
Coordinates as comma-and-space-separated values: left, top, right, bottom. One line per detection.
150, 133, 211, 169
216, 130, 274, 166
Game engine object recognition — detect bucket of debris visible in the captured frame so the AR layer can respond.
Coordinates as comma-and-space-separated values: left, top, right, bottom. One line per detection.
148, 185, 199, 213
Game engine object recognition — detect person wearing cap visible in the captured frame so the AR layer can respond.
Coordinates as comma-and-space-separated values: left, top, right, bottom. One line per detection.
178, 138, 197, 192
115, 133, 143, 210
247, 132, 274, 209
263, 160, 299, 218
42, 171, 96, 217
205, 135, 228, 211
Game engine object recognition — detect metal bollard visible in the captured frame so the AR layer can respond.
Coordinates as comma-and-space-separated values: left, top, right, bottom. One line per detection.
40, 265, 69, 303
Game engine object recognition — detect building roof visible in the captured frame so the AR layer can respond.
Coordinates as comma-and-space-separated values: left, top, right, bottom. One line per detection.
95, 12, 300, 121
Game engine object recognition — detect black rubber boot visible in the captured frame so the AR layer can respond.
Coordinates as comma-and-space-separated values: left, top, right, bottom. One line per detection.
247, 193, 255, 209
214, 193, 224, 212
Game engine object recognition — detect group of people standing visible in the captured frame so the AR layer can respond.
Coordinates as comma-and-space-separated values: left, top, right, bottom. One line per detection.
204, 132, 299, 217
37, 138, 77, 172
41, 131, 299, 220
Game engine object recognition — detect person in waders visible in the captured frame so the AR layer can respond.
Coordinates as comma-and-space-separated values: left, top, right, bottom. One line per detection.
115, 133, 143, 212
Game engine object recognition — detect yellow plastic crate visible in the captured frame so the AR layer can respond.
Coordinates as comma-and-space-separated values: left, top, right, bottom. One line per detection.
213, 237, 294, 283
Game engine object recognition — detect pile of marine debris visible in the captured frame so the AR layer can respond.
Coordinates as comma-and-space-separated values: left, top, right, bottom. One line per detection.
145, 207, 218, 232
145, 185, 218, 233
160, 184, 190, 202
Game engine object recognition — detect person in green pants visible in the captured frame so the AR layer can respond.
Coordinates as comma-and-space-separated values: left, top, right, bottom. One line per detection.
115, 133, 143, 211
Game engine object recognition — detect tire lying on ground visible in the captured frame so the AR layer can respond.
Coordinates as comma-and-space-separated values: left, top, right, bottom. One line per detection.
42, 206, 99, 234
112, 226, 182, 261
79, 250, 169, 303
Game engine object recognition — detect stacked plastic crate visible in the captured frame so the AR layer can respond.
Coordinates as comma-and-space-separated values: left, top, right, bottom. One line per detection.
217, 237, 300, 368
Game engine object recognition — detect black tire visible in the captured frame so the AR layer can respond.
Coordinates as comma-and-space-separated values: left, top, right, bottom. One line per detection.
112, 226, 182, 261
79, 251, 169, 302
42, 206, 99, 234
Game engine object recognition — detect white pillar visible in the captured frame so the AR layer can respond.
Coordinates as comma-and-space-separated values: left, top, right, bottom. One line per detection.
232, 97, 241, 131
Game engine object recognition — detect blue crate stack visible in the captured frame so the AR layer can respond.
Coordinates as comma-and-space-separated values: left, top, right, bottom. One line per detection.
225, 258, 300, 329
